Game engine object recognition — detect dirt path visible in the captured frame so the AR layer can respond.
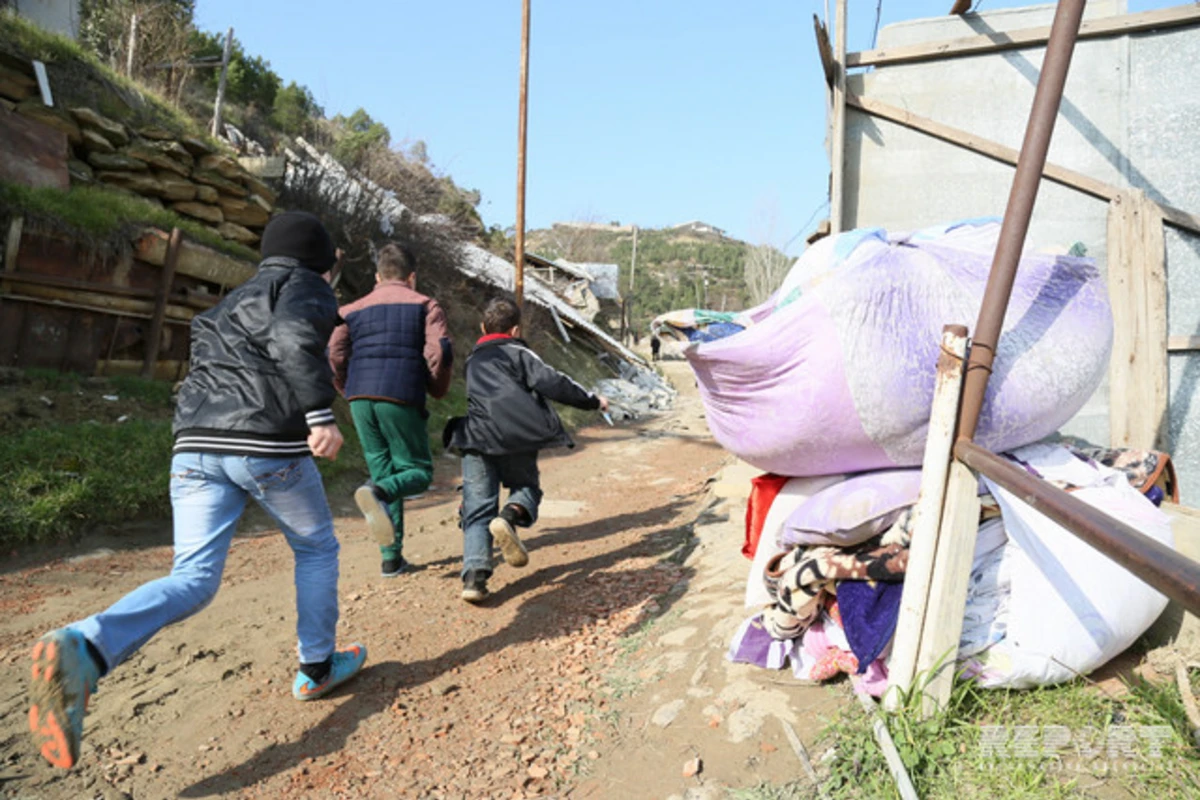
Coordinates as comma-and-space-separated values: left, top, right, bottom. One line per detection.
0, 363, 834, 800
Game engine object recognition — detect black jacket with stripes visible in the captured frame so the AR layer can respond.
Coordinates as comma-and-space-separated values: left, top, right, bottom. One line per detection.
172, 256, 339, 458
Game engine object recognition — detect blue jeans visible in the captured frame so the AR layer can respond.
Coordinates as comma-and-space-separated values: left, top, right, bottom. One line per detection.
461, 451, 542, 576
70, 453, 340, 672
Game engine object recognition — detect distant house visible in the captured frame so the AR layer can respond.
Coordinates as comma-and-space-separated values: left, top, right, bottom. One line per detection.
5, 0, 81, 39
670, 220, 725, 238
550, 221, 635, 234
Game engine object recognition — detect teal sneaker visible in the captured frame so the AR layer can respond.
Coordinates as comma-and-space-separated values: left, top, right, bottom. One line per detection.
292, 644, 367, 701
28, 629, 101, 769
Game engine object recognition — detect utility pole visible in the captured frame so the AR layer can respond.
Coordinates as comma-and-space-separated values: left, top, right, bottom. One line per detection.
210, 27, 234, 139
626, 225, 638, 343
513, 0, 531, 309
628, 224, 638, 292
829, 0, 847, 234
126, 13, 139, 77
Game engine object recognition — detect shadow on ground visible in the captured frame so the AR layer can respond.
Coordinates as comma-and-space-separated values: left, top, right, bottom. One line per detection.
177, 492, 708, 797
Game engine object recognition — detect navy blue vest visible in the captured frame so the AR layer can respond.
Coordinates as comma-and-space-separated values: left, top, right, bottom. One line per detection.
343, 301, 428, 407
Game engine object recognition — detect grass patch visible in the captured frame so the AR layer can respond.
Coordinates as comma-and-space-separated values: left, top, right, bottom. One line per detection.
818, 672, 1200, 800
0, 10, 213, 140
1, 181, 258, 261
0, 419, 173, 545
108, 374, 175, 407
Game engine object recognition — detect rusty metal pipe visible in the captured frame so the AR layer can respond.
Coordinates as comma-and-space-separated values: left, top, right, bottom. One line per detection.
957, 0, 1087, 443
956, 439, 1200, 616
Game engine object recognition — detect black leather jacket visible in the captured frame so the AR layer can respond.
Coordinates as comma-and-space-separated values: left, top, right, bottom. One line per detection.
445, 336, 600, 456
173, 256, 339, 456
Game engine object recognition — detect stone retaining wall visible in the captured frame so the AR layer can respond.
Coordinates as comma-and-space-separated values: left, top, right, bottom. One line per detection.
0, 57, 275, 246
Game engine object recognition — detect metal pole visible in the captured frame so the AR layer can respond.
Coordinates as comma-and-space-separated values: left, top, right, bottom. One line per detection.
126, 13, 139, 77
210, 27, 234, 139
957, 0, 1086, 442
829, 0, 847, 234
956, 439, 1200, 616
513, 0, 531, 309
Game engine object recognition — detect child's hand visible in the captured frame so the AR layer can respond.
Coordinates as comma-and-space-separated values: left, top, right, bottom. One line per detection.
597, 395, 610, 412
308, 424, 344, 460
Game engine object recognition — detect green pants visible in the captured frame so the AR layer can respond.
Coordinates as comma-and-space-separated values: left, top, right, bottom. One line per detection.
350, 399, 433, 558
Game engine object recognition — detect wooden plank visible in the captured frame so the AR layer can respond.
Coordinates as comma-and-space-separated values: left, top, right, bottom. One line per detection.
830, 0, 847, 234
1169, 336, 1200, 352
4, 215, 23, 273
0, 105, 68, 190
134, 228, 255, 288
915, 460, 982, 717
1161, 204, 1200, 234
143, 228, 183, 378
1107, 196, 1134, 449
848, 93, 1115, 200
847, 4, 1200, 68
0, 269, 215, 308
1108, 191, 1168, 450
548, 303, 572, 344
884, 325, 968, 713
2, 280, 194, 321
1144, 193, 1169, 453
847, 93, 1200, 236
3, 293, 192, 326
812, 14, 835, 87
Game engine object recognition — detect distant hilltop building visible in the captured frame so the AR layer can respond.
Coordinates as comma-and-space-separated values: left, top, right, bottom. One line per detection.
669, 220, 726, 238
4, 0, 81, 39
551, 221, 634, 234
550, 220, 728, 238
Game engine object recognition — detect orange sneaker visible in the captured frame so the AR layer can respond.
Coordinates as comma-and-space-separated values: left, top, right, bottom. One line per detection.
28, 629, 101, 769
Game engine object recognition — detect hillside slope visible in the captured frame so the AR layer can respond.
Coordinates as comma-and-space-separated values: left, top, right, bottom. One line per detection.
525, 222, 754, 332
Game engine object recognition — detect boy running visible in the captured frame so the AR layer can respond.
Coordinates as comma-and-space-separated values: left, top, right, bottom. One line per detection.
27, 211, 365, 770
328, 243, 453, 577
445, 295, 608, 602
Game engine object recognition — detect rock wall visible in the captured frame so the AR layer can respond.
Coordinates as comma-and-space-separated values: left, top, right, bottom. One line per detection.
0, 57, 275, 246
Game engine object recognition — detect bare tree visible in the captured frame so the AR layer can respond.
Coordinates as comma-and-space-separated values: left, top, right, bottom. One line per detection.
743, 243, 792, 305
277, 157, 467, 302
80, 1, 195, 94
542, 213, 613, 263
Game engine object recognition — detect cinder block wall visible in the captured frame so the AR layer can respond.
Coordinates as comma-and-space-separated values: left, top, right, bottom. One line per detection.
844, 0, 1200, 502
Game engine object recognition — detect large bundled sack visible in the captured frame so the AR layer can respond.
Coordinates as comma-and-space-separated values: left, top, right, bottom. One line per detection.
651, 308, 750, 344
686, 220, 1113, 476
962, 444, 1172, 688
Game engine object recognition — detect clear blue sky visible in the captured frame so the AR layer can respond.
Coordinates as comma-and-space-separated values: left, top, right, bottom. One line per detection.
195, 0, 1174, 253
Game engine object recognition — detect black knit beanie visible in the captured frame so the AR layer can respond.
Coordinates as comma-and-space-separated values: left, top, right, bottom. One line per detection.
260, 211, 337, 272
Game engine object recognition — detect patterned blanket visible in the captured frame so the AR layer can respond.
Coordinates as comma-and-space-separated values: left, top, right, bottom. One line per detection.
762, 536, 907, 640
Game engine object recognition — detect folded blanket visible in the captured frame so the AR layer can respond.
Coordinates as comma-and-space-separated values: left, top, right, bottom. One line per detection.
762, 537, 908, 640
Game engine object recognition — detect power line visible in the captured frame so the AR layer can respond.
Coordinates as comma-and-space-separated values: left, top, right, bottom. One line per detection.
783, 198, 831, 252
871, 0, 885, 49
